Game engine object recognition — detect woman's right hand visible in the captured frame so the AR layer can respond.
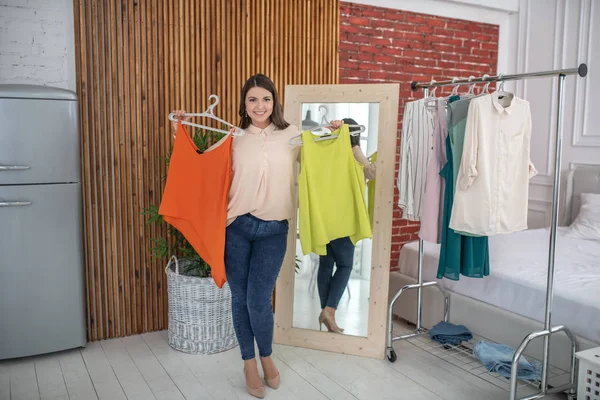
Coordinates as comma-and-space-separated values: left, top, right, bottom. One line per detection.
171, 110, 191, 131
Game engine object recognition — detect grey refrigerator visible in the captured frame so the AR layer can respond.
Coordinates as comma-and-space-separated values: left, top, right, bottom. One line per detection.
0, 84, 87, 359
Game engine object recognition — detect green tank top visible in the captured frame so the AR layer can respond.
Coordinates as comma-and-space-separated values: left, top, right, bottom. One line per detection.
298, 125, 373, 255
367, 151, 377, 229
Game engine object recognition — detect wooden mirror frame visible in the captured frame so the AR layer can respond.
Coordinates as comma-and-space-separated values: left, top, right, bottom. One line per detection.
273, 83, 400, 359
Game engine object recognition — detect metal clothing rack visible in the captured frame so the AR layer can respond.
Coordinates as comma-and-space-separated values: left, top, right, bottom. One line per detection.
386, 63, 588, 400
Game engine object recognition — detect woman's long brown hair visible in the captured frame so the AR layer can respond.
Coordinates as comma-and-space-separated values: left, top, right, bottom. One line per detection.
238, 74, 290, 130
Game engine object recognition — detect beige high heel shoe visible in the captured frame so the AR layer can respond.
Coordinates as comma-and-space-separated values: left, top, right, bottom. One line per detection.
260, 356, 281, 389
243, 367, 265, 398
318, 310, 343, 334
264, 373, 280, 390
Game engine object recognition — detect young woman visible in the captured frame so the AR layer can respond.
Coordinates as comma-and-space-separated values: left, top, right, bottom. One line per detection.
172, 74, 343, 398
317, 118, 376, 334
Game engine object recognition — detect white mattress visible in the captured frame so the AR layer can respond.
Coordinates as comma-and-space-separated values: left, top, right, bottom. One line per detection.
399, 227, 600, 343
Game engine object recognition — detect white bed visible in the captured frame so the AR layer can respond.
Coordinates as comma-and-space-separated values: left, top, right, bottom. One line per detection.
389, 166, 600, 371
398, 226, 600, 343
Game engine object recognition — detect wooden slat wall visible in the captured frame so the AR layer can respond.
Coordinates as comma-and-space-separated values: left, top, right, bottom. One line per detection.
74, 0, 339, 341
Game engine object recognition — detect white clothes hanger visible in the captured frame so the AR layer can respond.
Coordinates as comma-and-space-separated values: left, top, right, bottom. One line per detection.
289, 105, 364, 145
496, 73, 509, 95
481, 74, 492, 94
494, 73, 514, 103
496, 73, 505, 94
167, 94, 244, 137
424, 79, 439, 110
465, 76, 478, 97
449, 77, 461, 97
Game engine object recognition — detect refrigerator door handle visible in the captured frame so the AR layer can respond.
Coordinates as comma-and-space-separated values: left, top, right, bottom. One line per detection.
0, 164, 31, 171
0, 201, 32, 207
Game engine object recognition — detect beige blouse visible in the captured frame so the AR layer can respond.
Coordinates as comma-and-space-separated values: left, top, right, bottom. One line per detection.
208, 123, 301, 226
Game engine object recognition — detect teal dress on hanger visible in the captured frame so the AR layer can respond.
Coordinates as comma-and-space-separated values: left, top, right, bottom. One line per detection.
437, 96, 489, 280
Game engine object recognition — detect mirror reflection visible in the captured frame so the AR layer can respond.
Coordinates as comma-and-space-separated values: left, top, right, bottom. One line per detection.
293, 102, 379, 337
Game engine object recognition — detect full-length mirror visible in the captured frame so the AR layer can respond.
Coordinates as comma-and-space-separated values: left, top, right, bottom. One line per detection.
274, 83, 399, 359
293, 102, 379, 338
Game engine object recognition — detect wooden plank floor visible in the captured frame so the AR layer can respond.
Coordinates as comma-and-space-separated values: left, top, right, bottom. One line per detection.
0, 323, 569, 400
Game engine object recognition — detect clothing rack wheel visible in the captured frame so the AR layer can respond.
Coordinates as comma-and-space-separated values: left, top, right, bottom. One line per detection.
396, 65, 588, 400
386, 347, 397, 362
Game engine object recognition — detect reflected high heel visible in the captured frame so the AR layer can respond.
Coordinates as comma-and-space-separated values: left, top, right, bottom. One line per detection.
319, 309, 344, 332
318, 313, 325, 331
318, 311, 343, 334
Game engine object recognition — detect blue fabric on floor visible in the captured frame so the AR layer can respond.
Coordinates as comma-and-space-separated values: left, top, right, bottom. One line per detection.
428, 321, 473, 346
473, 340, 542, 381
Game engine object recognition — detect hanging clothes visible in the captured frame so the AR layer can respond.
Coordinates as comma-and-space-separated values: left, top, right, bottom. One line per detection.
419, 101, 448, 244
159, 123, 233, 288
437, 96, 489, 281
367, 151, 378, 229
447, 97, 483, 238
397, 98, 435, 221
450, 93, 537, 236
298, 125, 372, 256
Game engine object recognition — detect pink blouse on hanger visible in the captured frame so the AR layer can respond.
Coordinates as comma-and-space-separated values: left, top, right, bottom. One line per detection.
419, 102, 448, 244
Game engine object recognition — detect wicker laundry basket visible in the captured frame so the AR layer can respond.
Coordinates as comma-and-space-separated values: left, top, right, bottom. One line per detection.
165, 255, 237, 354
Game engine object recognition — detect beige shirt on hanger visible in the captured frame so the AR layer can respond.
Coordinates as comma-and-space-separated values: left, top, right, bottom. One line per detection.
208, 123, 301, 226
449, 92, 537, 236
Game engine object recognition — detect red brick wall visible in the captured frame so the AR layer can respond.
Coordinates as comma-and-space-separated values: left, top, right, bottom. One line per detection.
339, 2, 499, 270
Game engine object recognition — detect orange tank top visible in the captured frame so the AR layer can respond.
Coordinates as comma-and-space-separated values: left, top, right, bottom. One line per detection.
159, 123, 233, 288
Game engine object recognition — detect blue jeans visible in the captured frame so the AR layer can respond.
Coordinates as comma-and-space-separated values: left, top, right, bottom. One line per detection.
428, 321, 472, 346
317, 237, 355, 309
225, 213, 288, 360
473, 340, 542, 381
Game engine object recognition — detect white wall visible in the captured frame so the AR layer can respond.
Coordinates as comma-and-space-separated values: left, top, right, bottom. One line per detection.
0, 0, 76, 91
448, 0, 518, 12
515, 0, 598, 228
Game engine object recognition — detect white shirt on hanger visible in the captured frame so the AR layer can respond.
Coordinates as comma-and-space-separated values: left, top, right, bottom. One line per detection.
449, 92, 537, 236
397, 98, 435, 221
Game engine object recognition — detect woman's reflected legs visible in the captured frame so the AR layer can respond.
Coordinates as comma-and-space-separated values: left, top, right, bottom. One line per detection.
317, 237, 355, 333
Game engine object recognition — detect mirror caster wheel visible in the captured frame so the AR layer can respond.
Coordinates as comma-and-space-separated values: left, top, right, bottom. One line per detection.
386, 348, 397, 362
